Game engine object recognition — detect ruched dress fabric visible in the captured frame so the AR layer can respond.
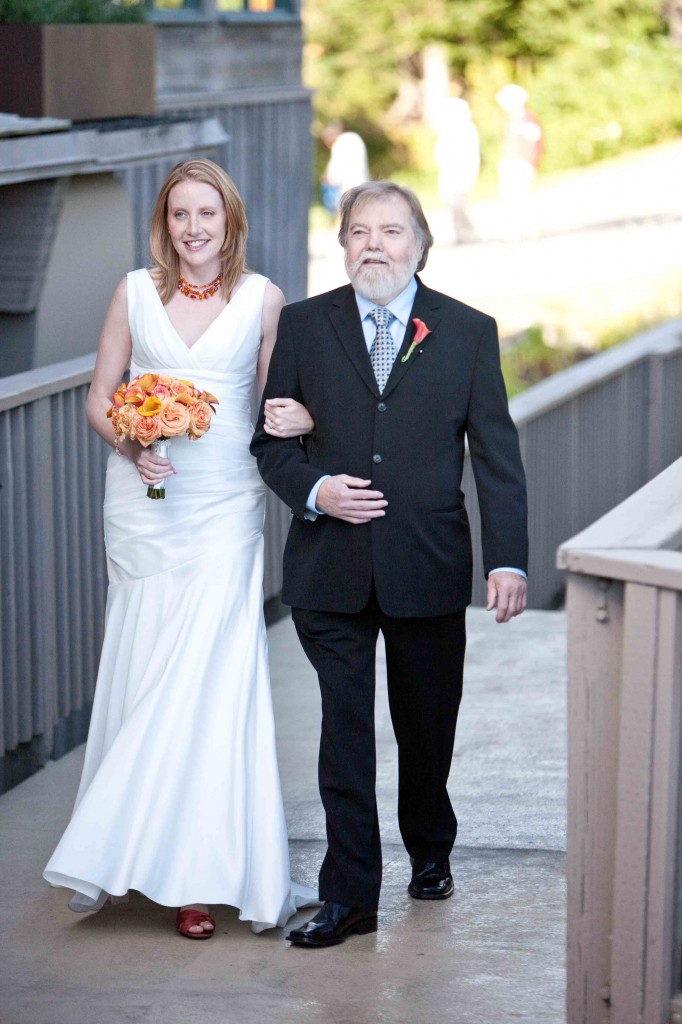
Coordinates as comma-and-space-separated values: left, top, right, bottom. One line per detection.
44, 269, 317, 932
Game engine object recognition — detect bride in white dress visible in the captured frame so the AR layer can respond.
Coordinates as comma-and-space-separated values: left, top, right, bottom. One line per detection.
44, 159, 318, 938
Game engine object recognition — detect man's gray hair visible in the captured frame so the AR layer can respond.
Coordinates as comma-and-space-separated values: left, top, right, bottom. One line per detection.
337, 181, 434, 272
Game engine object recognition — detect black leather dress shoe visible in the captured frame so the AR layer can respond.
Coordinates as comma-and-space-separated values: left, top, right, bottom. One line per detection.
408, 859, 454, 900
286, 901, 377, 947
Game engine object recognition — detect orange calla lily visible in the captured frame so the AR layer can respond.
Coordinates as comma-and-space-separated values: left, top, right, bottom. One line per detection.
137, 373, 159, 392
199, 390, 220, 411
401, 318, 433, 364
138, 395, 164, 417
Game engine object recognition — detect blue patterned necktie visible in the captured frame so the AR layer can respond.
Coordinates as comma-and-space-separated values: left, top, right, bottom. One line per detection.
369, 306, 396, 393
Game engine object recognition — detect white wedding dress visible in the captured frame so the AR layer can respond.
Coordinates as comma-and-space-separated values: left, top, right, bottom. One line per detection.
44, 269, 317, 931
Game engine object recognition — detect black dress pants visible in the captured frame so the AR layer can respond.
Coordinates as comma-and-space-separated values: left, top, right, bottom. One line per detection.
292, 587, 466, 910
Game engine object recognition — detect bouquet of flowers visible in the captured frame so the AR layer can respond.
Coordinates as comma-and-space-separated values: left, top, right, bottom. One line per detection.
107, 372, 219, 499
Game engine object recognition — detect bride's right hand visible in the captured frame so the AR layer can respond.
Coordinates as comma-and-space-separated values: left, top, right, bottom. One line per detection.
264, 397, 315, 438
124, 441, 176, 487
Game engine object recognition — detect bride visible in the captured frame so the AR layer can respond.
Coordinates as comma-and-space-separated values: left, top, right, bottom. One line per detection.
44, 158, 318, 938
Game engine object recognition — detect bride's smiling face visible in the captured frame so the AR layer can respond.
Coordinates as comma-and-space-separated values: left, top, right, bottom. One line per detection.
166, 179, 228, 278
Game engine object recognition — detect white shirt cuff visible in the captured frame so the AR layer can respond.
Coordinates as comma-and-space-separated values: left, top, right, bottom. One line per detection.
489, 567, 527, 579
304, 475, 330, 521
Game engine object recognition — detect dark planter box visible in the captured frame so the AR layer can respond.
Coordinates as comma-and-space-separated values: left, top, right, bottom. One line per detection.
0, 24, 155, 121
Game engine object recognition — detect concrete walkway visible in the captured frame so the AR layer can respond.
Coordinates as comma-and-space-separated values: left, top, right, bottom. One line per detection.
0, 607, 566, 1024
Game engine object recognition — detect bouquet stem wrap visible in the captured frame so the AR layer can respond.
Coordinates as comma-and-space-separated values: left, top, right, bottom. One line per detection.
147, 439, 171, 500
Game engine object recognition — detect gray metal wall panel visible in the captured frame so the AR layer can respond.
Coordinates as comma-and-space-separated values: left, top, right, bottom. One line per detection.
0, 179, 64, 313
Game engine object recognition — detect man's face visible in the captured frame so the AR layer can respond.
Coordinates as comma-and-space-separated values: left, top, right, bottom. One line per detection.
344, 194, 423, 305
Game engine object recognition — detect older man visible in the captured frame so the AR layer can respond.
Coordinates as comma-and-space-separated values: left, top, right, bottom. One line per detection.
251, 182, 528, 948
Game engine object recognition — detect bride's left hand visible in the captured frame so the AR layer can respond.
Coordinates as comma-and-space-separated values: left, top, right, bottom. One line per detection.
264, 397, 314, 438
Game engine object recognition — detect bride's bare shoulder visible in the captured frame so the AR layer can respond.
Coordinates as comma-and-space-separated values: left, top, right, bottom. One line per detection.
262, 279, 285, 311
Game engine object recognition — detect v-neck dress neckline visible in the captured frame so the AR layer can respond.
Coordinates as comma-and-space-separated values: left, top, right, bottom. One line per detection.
145, 269, 251, 352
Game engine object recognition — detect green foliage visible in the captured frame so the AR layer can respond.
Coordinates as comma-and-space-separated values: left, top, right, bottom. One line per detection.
501, 326, 590, 397
524, 34, 682, 172
0, 0, 145, 22
304, 0, 682, 179
501, 301, 680, 396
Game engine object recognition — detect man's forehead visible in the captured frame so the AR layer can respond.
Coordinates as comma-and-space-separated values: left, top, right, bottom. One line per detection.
349, 195, 413, 227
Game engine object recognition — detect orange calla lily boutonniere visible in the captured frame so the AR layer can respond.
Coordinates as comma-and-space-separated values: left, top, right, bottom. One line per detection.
401, 318, 432, 363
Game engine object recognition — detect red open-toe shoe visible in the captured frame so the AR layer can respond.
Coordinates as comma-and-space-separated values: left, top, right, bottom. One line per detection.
176, 907, 216, 939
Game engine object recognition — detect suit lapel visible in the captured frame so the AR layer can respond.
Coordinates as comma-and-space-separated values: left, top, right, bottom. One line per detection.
329, 285, 380, 397
382, 280, 442, 399
327, 280, 443, 398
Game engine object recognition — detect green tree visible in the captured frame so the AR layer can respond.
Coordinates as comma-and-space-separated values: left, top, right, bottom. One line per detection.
304, 0, 681, 178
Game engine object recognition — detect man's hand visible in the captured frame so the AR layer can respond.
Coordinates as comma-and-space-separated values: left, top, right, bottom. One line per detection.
316, 475, 387, 524
486, 571, 527, 623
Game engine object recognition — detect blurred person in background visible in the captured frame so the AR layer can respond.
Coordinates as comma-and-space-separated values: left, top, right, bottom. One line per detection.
434, 91, 480, 244
496, 84, 543, 241
320, 121, 370, 217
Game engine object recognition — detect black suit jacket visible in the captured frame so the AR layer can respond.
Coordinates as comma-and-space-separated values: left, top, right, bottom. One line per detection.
251, 278, 528, 617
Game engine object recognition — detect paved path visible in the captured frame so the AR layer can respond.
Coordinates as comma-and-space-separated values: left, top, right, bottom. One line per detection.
309, 140, 682, 340
0, 608, 566, 1024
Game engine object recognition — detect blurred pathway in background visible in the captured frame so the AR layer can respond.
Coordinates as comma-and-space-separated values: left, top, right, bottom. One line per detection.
309, 140, 682, 341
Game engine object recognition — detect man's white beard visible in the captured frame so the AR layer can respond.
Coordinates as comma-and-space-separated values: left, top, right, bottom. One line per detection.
345, 250, 420, 304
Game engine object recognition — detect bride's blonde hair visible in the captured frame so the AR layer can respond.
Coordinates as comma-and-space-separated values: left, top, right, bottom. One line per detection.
149, 159, 249, 304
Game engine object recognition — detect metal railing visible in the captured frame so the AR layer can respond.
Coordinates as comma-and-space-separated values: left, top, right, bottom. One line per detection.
466, 318, 682, 608
558, 457, 682, 1024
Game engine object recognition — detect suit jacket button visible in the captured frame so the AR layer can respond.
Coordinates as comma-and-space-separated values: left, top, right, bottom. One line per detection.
377, 402, 387, 412
373, 453, 382, 463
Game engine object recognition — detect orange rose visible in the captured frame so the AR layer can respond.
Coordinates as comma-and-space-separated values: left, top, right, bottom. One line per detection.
131, 411, 162, 447
138, 396, 164, 417
152, 382, 173, 401
124, 383, 146, 406
158, 400, 190, 437
115, 404, 136, 436
170, 380, 197, 403
188, 400, 213, 439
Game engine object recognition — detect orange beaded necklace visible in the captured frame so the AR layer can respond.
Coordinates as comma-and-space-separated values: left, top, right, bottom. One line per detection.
177, 273, 222, 301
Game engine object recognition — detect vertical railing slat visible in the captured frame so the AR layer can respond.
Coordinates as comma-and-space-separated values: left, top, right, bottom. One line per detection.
27, 397, 58, 748
566, 573, 624, 1024
610, 583, 660, 1022
643, 590, 682, 1023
